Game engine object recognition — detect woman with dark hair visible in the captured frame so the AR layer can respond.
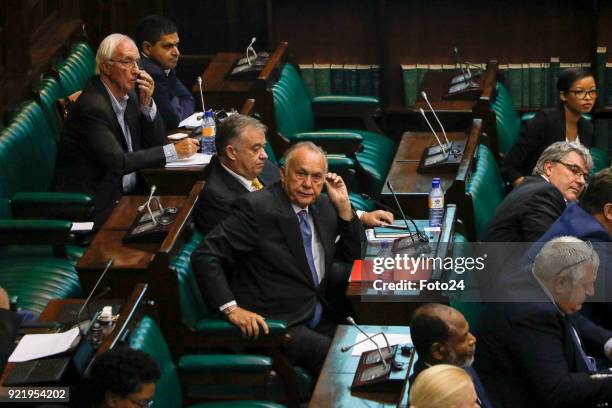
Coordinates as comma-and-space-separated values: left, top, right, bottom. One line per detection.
502, 67, 596, 186
84, 347, 160, 408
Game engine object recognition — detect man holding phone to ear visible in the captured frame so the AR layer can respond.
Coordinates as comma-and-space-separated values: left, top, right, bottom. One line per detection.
53, 33, 199, 227
191, 142, 365, 375
135, 15, 195, 130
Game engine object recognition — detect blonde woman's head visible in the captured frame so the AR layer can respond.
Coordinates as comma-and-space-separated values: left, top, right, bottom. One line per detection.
409, 364, 479, 408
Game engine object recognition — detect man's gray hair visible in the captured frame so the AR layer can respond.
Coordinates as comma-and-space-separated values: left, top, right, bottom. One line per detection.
533, 236, 599, 283
281, 142, 328, 173
216, 114, 267, 159
532, 141, 593, 176
95, 33, 136, 75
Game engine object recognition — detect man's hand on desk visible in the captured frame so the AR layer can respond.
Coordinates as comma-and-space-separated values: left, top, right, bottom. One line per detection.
226, 306, 269, 340
360, 210, 394, 227
175, 138, 199, 158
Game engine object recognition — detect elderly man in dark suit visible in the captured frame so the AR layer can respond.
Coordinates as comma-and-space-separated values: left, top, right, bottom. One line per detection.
53, 33, 198, 226
475, 237, 612, 408
134, 15, 195, 130
191, 142, 365, 375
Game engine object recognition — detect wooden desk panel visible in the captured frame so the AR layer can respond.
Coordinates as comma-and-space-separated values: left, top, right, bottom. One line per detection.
309, 324, 413, 408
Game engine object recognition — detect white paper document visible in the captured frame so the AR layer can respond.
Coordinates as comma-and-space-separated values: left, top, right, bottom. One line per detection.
9, 327, 81, 362
70, 222, 94, 232
167, 132, 188, 141
178, 112, 203, 128
165, 153, 212, 168
351, 332, 412, 356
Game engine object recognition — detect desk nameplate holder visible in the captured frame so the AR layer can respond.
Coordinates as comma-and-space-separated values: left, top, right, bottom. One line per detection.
123, 207, 178, 244
351, 345, 413, 392
416, 140, 466, 174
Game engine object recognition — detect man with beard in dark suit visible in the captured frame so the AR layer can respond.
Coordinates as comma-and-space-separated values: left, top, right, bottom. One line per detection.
191, 142, 365, 375
53, 33, 198, 227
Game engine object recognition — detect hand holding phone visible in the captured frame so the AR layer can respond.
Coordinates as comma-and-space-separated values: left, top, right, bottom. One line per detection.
136, 69, 155, 108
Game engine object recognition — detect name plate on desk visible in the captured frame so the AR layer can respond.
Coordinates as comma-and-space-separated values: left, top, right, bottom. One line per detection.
123, 207, 178, 244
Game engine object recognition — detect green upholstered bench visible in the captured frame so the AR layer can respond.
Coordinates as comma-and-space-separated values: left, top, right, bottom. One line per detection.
129, 315, 289, 407
492, 83, 521, 156
272, 64, 395, 195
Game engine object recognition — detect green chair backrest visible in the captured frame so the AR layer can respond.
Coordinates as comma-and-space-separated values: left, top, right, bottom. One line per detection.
0, 101, 57, 219
129, 316, 183, 407
466, 145, 506, 240
590, 147, 610, 174
272, 64, 316, 137
38, 78, 63, 140
493, 83, 521, 155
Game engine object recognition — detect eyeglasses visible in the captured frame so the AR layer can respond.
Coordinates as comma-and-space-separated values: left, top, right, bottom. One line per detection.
110, 58, 141, 69
567, 89, 598, 99
128, 397, 153, 407
294, 170, 325, 183
553, 160, 591, 183
556, 240, 595, 277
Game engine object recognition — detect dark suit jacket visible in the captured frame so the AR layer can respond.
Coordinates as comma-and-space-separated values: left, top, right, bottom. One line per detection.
0, 309, 22, 373
483, 176, 566, 243
140, 57, 195, 130
190, 181, 365, 326
409, 360, 494, 408
475, 284, 612, 408
502, 106, 593, 184
52, 76, 166, 226
193, 157, 280, 235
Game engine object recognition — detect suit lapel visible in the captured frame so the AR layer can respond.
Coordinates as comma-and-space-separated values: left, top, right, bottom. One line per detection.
274, 185, 316, 287
124, 95, 140, 150
92, 77, 129, 151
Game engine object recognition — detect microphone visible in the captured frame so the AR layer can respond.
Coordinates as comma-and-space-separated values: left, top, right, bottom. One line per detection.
421, 92, 450, 147
419, 108, 447, 157
453, 46, 472, 83
385, 182, 428, 244
138, 185, 156, 212
197, 76, 206, 114
246, 37, 257, 66
361, 193, 426, 242
342, 317, 390, 369
75, 257, 115, 334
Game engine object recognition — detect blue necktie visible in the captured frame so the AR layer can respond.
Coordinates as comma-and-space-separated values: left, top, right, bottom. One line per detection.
566, 316, 597, 372
298, 210, 322, 328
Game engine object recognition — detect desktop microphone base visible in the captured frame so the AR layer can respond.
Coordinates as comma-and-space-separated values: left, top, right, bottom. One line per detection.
123, 207, 178, 244
351, 344, 414, 392
416, 140, 466, 174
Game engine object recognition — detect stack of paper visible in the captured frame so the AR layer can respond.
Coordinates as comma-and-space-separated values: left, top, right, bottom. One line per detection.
9, 327, 80, 362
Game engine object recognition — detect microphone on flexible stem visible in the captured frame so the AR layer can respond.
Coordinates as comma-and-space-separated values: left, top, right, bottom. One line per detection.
246, 37, 257, 66
453, 46, 471, 83
386, 182, 429, 244
361, 193, 426, 242
197, 76, 206, 114
138, 185, 156, 212
419, 108, 447, 157
421, 92, 450, 147
342, 317, 390, 369
75, 257, 115, 334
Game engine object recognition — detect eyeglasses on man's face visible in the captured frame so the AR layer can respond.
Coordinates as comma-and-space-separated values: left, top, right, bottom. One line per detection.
109, 58, 141, 69
567, 89, 598, 99
553, 160, 591, 183
127, 397, 153, 407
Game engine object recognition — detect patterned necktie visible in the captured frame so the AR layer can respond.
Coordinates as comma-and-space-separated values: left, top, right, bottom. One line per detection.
251, 178, 263, 191
297, 210, 322, 328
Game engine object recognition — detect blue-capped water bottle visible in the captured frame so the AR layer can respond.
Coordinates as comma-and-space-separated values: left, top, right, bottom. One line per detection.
428, 177, 444, 227
200, 109, 217, 155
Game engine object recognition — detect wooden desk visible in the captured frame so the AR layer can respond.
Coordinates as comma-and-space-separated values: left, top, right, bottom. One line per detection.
309, 324, 414, 408
0, 284, 148, 387
347, 205, 456, 325
380, 119, 481, 219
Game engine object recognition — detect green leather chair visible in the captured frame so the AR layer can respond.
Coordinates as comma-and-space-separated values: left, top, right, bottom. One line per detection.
129, 315, 287, 408
492, 83, 521, 156
465, 145, 506, 241
272, 64, 395, 195
37, 77, 64, 140
56, 41, 96, 97
590, 146, 610, 174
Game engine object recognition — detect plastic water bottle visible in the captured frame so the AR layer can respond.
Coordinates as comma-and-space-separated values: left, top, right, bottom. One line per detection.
201, 109, 216, 155
428, 177, 444, 227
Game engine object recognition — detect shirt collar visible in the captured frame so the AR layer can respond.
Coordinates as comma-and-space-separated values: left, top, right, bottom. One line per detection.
291, 203, 309, 215
220, 162, 255, 191
101, 79, 128, 115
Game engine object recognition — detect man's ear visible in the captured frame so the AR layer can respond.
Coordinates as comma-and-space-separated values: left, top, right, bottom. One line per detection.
430, 342, 446, 362
142, 41, 152, 56
553, 275, 571, 294
543, 161, 555, 178
225, 145, 237, 161
603, 202, 612, 221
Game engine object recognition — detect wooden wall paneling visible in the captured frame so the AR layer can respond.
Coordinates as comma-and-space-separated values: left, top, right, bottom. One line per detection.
385, 0, 594, 110
270, 0, 379, 64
